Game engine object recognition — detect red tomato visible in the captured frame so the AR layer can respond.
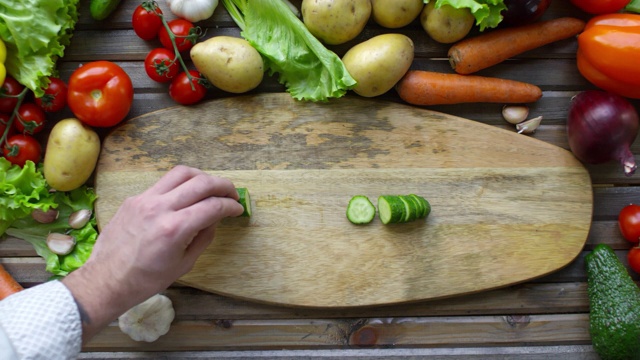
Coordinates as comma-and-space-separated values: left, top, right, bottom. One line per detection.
35, 77, 68, 112
3, 134, 41, 167
67, 61, 134, 127
144, 48, 179, 83
619, 204, 640, 243
569, 0, 631, 14
169, 70, 207, 105
0, 76, 25, 113
628, 246, 640, 274
132, 2, 164, 41
0, 113, 15, 139
159, 19, 197, 53
13, 103, 46, 134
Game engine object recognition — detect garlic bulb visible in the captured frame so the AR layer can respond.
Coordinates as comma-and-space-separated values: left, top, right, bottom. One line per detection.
166, 0, 218, 23
118, 294, 175, 342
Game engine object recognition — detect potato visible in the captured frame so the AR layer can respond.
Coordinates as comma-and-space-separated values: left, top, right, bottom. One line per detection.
342, 34, 414, 97
190, 36, 264, 94
44, 118, 100, 192
371, 0, 423, 28
420, 1, 474, 44
301, 0, 371, 45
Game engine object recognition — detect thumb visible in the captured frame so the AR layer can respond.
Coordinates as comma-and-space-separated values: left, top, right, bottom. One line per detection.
182, 224, 217, 271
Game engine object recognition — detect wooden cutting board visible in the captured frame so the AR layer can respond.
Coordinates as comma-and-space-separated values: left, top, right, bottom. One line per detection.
95, 93, 593, 308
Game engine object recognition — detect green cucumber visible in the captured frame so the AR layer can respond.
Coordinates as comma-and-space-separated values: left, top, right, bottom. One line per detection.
236, 187, 252, 217
90, 0, 122, 21
377, 195, 406, 224
378, 194, 431, 225
346, 195, 376, 224
586, 244, 640, 359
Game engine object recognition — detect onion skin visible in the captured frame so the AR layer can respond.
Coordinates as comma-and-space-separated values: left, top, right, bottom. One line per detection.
567, 90, 639, 176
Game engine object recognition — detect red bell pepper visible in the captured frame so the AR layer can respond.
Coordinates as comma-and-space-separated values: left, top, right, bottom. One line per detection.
577, 13, 640, 99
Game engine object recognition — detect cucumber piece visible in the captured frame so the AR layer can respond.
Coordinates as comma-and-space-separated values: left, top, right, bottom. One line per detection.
410, 194, 431, 219
90, 0, 122, 20
236, 187, 252, 217
346, 195, 376, 224
408, 194, 426, 218
377, 195, 405, 224
399, 195, 417, 222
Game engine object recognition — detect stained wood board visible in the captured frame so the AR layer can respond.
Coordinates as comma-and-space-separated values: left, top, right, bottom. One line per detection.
95, 93, 593, 308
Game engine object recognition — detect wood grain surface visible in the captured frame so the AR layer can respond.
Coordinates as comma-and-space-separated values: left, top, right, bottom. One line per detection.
95, 93, 593, 307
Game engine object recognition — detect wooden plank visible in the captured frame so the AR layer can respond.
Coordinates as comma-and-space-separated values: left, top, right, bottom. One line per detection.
82, 314, 591, 351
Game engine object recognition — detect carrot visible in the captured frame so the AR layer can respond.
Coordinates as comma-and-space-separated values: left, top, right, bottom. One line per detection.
0, 263, 23, 300
449, 17, 586, 75
395, 70, 542, 106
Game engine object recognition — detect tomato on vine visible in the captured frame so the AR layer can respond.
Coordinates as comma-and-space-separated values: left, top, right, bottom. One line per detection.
159, 19, 199, 53
144, 48, 180, 83
619, 204, 640, 243
132, 1, 164, 41
14, 103, 46, 134
0, 113, 14, 139
35, 77, 67, 112
0, 76, 25, 113
3, 134, 41, 167
169, 70, 208, 105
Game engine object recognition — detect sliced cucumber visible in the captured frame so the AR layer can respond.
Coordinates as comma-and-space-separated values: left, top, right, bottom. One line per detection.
378, 194, 431, 224
236, 187, 252, 217
377, 195, 406, 224
347, 195, 376, 224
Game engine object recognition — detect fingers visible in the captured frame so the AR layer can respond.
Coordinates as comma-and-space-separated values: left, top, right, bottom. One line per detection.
145, 165, 203, 195
177, 196, 244, 235
167, 173, 239, 210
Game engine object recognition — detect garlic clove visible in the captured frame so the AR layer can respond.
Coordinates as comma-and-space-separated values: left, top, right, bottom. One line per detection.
31, 208, 59, 224
118, 294, 175, 342
46, 233, 76, 255
516, 116, 543, 135
68, 209, 92, 229
502, 105, 530, 125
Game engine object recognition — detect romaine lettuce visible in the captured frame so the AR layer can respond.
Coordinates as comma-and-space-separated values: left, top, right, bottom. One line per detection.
222, 0, 357, 102
0, 0, 80, 97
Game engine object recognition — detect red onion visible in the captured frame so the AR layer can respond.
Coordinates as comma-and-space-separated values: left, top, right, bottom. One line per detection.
567, 90, 639, 176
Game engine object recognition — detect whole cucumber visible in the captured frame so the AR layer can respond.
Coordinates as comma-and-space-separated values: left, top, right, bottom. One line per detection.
90, 0, 122, 21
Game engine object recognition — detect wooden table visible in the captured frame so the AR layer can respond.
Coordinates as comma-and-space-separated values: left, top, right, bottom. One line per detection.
1, 1, 638, 358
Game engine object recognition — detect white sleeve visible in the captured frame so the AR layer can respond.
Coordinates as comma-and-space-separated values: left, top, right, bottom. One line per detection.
0, 280, 82, 360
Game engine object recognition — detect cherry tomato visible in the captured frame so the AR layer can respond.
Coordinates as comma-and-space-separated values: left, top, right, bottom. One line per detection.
132, 2, 164, 41
35, 77, 68, 112
619, 204, 640, 243
569, 0, 631, 14
13, 103, 46, 134
67, 60, 134, 127
144, 48, 180, 83
0, 76, 25, 113
3, 134, 41, 167
159, 19, 197, 53
169, 70, 207, 105
0, 113, 15, 139
628, 246, 640, 274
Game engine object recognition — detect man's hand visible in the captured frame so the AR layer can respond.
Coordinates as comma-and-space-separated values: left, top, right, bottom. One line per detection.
62, 166, 244, 342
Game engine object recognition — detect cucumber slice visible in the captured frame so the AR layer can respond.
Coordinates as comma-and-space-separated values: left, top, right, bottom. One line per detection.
399, 195, 417, 222
378, 195, 405, 224
236, 187, 252, 217
409, 194, 427, 218
346, 195, 376, 224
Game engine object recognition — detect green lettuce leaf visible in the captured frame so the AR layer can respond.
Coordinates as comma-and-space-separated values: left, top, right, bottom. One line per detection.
6, 187, 98, 277
0, 158, 56, 235
0, 0, 80, 97
222, 0, 357, 102
426, 0, 506, 31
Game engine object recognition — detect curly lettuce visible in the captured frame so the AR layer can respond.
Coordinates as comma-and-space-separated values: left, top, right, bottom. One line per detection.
0, 0, 80, 97
1, 158, 98, 277
222, 0, 356, 102
426, 0, 506, 31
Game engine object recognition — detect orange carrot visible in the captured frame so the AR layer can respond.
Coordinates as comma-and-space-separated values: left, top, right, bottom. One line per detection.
0, 263, 23, 300
449, 17, 586, 75
396, 70, 542, 106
